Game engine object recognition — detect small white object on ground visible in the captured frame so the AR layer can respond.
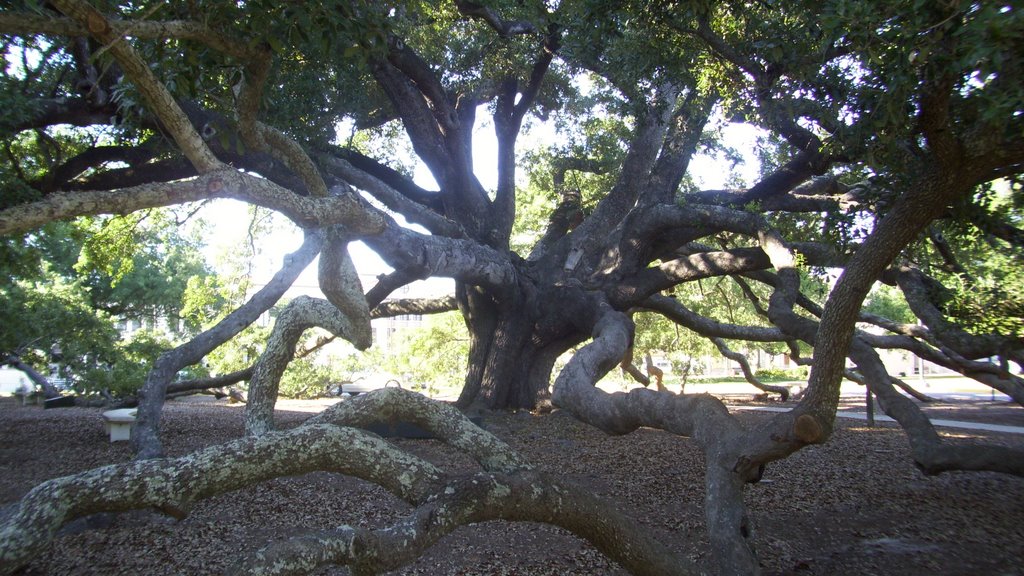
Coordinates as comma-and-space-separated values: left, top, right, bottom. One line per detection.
101, 408, 138, 442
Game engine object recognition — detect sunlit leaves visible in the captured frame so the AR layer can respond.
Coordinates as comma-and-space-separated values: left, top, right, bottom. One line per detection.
78, 328, 175, 396
946, 272, 1024, 339
0, 268, 120, 378
0, 208, 214, 393
180, 275, 227, 331
384, 311, 469, 388
632, 309, 715, 360
205, 323, 269, 376
864, 283, 915, 324
816, 1, 1024, 168
923, 181, 1024, 339
75, 213, 144, 281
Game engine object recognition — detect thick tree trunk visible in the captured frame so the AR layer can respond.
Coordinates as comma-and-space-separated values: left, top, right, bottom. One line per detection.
456, 279, 586, 411
455, 284, 500, 408
473, 311, 539, 409
462, 324, 570, 411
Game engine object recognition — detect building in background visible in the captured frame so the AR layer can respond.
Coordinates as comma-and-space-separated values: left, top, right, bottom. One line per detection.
252, 272, 454, 356
0, 366, 31, 395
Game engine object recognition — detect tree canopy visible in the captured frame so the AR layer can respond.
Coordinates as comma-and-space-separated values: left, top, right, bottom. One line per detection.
1, 1, 1023, 574
0, 210, 213, 396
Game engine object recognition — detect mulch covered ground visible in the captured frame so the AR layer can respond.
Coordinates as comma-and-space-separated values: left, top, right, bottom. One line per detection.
1, 395, 1023, 575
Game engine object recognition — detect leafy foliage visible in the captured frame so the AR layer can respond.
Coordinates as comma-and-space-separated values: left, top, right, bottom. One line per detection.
753, 366, 808, 381
384, 312, 470, 392
0, 0, 1020, 413
278, 354, 339, 399
0, 3, 1023, 573
0, 210, 215, 395
864, 283, 916, 325
78, 329, 175, 397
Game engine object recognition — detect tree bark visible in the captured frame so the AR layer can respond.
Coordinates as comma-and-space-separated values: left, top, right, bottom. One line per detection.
245, 297, 365, 436
456, 279, 587, 411
164, 367, 254, 396
550, 302, 761, 575
848, 339, 1024, 476
1, 389, 702, 576
897, 266, 1024, 365
133, 232, 323, 459
231, 469, 699, 576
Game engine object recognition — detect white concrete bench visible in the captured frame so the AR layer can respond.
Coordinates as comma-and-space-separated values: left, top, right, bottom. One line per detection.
102, 408, 138, 442
15, 389, 43, 406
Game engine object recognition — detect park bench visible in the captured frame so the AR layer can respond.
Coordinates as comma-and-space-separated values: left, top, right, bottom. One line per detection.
101, 408, 138, 442
14, 388, 44, 406
340, 378, 403, 397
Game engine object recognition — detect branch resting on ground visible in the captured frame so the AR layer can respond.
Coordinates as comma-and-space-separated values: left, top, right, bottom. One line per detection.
133, 232, 324, 460
0, 388, 699, 576
550, 303, 760, 575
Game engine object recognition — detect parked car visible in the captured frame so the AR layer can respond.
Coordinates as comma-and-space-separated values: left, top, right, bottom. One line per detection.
652, 357, 673, 375
329, 375, 403, 397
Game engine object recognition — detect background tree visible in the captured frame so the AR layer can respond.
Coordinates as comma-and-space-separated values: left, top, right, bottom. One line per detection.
386, 310, 471, 394
1, 211, 213, 397
1, 1, 1023, 574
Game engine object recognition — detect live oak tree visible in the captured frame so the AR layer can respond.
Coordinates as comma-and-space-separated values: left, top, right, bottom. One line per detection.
1, 1, 1023, 575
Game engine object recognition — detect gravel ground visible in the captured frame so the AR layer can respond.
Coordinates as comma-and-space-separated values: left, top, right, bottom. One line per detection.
2, 395, 1024, 576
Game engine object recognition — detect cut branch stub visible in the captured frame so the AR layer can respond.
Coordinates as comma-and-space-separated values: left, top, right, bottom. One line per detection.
793, 413, 825, 444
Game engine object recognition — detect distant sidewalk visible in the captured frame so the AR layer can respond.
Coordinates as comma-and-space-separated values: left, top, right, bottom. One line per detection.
732, 405, 1024, 435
